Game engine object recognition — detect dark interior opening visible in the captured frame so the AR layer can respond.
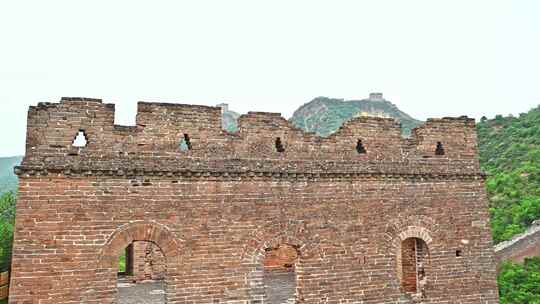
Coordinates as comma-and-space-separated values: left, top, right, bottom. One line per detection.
435, 141, 445, 155
275, 137, 285, 153
356, 139, 367, 154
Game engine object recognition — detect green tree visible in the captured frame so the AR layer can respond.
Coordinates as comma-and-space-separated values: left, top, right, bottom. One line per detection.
499, 257, 540, 303
477, 105, 540, 243
0, 191, 16, 272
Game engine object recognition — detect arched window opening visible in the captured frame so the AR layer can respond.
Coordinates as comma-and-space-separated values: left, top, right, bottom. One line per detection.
435, 141, 445, 155
356, 139, 367, 154
72, 130, 88, 147
275, 137, 285, 153
117, 241, 166, 304
399, 237, 429, 296
179, 133, 192, 151
263, 244, 299, 303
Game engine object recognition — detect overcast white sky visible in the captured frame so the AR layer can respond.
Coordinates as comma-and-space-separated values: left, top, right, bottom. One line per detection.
1, 0, 539, 157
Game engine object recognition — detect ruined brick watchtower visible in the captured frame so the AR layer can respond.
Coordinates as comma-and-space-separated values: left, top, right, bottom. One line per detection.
9, 98, 499, 303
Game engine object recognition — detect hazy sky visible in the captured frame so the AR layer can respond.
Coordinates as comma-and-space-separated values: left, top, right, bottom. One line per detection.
1, 0, 539, 157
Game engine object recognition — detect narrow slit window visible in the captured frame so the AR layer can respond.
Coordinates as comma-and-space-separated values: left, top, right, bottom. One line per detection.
275, 137, 285, 153
435, 141, 445, 155
72, 130, 88, 147
356, 139, 367, 154
179, 133, 192, 151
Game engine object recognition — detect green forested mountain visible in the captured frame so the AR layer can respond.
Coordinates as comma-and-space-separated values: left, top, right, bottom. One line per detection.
0, 157, 20, 275
218, 96, 422, 136
0, 156, 22, 194
290, 95, 422, 137
477, 106, 540, 244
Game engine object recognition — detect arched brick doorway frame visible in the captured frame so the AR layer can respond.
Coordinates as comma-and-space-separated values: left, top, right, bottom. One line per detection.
381, 216, 439, 286
242, 220, 324, 303
97, 221, 184, 304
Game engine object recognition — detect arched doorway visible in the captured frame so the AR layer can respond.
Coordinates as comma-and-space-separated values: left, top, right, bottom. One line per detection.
398, 237, 430, 297
117, 241, 166, 303
244, 221, 324, 303
98, 222, 182, 304
263, 244, 299, 303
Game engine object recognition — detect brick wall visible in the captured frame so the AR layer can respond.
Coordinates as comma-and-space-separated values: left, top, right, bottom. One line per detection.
401, 238, 418, 293
132, 241, 166, 282
263, 244, 299, 270
8, 98, 499, 303
263, 244, 299, 303
494, 223, 540, 265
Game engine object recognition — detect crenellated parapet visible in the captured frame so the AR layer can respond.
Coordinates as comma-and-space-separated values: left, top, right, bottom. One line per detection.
18, 97, 482, 177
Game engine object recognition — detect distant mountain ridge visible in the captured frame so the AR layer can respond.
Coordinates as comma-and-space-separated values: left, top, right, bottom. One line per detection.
290, 93, 422, 137
0, 156, 22, 193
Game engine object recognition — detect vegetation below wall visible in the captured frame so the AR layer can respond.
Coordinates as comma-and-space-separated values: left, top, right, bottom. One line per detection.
0, 192, 15, 272
477, 106, 540, 302
477, 106, 540, 244
498, 257, 540, 303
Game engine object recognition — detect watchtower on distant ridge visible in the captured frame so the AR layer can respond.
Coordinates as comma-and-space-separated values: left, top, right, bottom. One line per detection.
368, 92, 384, 101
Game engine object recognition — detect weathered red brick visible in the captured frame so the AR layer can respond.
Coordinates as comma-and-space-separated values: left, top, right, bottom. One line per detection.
8, 98, 499, 303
